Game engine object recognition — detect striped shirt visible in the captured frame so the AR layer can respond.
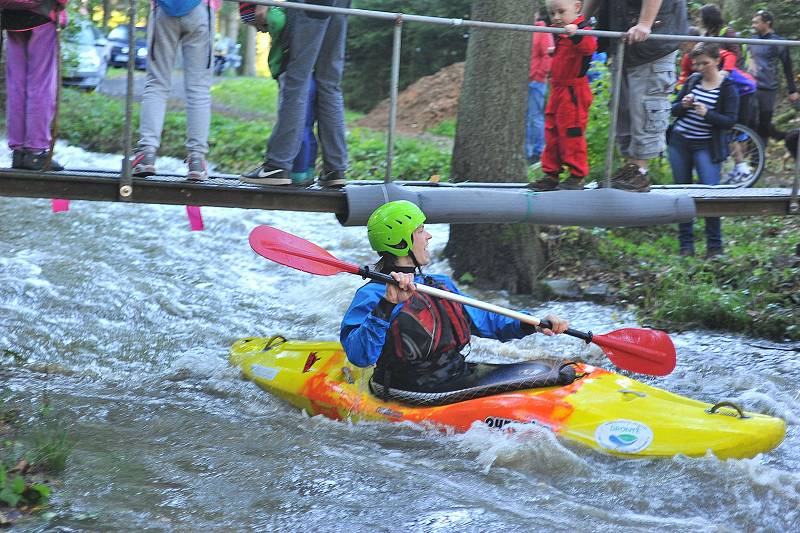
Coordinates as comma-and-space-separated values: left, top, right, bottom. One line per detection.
674, 85, 721, 140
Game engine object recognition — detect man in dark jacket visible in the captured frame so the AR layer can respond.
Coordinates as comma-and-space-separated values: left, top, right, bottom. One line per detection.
582, 0, 687, 192
747, 9, 799, 143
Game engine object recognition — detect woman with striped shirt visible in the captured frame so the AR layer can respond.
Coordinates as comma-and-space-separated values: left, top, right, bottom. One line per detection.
668, 43, 739, 258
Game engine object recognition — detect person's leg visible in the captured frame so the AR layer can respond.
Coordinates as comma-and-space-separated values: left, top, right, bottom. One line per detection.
290, 78, 318, 184
5, 30, 31, 152
667, 132, 696, 254
266, 10, 329, 170
693, 143, 723, 253
138, 9, 180, 154
754, 89, 775, 142
530, 80, 547, 160
22, 23, 58, 152
559, 84, 591, 180
525, 81, 537, 161
625, 52, 676, 165
181, 4, 214, 157
313, 3, 349, 177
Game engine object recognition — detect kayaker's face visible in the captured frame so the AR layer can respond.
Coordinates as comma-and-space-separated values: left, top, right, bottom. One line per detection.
410, 225, 432, 265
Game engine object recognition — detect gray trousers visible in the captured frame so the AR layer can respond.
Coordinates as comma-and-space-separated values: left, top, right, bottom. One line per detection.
138, 4, 215, 155
267, 1, 349, 171
616, 52, 677, 160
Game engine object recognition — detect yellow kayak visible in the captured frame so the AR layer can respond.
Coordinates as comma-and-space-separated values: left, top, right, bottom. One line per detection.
229, 336, 785, 459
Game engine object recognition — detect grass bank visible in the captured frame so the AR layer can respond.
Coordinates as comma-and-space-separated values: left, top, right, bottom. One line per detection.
55, 77, 799, 340
1, 381, 71, 526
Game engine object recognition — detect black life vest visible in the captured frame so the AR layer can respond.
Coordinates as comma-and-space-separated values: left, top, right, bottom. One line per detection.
375, 278, 472, 391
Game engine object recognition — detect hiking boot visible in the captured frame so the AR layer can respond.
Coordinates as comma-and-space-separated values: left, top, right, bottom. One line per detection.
317, 169, 346, 188
558, 175, 585, 190
186, 152, 208, 181
130, 149, 156, 177
19, 150, 64, 171
11, 149, 25, 169
528, 174, 559, 191
240, 161, 290, 185
610, 163, 651, 192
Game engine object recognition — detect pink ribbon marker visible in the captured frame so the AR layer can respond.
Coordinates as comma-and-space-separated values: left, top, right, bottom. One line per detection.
186, 205, 204, 231
51, 199, 70, 212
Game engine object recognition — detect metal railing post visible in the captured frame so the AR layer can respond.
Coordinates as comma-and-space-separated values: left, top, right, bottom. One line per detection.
385, 15, 403, 183
603, 38, 625, 188
791, 133, 800, 214
119, 0, 137, 201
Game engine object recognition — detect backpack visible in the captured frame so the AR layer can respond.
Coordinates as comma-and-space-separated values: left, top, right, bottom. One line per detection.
156, 0, 201, 18
727, 68, 756, 97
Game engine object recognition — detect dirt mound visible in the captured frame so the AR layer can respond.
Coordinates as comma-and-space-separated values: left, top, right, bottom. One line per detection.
354, 62, 464, 134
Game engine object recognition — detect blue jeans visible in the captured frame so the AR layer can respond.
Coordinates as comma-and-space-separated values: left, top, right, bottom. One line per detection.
267, 1, 349, 171
668, 131, 722, 252
525, 81, 547, 160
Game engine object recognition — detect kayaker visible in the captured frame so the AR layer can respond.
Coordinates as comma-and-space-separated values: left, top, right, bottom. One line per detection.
340, 200, 569, 394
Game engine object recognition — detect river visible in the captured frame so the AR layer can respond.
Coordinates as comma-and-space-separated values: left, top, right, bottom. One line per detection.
1, 143, 798, 532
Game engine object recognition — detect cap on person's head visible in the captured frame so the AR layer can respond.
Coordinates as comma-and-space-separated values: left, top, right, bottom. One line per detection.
367, 201, 426, 257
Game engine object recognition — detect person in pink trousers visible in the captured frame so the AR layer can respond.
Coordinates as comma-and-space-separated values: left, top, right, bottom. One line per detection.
2, 0, 67, 170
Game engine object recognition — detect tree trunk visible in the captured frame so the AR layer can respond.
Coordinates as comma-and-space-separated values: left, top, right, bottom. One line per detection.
242, 25, 257, 77
444, 0, 545, 294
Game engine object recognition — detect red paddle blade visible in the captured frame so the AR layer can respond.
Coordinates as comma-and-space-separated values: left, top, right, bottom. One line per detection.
249, 225, 359, 276
592, 328, 677, 376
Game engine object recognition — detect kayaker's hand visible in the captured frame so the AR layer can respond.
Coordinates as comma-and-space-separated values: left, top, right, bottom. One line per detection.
539, 314, 569, 336
384, 272, 416, 304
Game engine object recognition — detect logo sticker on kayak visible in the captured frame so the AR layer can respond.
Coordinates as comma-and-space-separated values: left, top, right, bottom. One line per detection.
595, 420, 654, 453
303, 352, 320, 373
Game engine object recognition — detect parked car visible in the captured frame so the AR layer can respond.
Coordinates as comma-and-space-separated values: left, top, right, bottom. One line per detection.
106, 24, 148, 70
62, 19, 108, 91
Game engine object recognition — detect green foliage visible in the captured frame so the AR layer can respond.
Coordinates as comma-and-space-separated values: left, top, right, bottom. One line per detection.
210, 78, 279, 119
344, 0, 471, 112
0, 468, 50, 508
347, 128, 451, 181
549, 218, 800, 340
427, 118, 456, 138
26, 405, 72, 474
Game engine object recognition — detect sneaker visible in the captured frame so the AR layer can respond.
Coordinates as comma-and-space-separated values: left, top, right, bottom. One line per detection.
186, 153, 208, 181
558, 175, 585, 190
528, 174, 559, 191
11, 149, 24, 169
610, 163, 651, 192
317, 169, 346, 188
240, 161, 290, 185
19, 150, 64, 171
131, 149, 156, 177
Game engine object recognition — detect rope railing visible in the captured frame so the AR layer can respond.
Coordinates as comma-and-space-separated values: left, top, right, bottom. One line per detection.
114, 0, 800, 212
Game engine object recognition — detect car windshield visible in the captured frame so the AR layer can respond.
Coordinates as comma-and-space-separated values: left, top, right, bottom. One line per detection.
68, 24, 97, 45
108, 26, 146, 42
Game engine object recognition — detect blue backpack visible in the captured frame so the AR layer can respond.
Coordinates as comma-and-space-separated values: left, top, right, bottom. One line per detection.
727, 68, 756, 97
156, 0, 201, 17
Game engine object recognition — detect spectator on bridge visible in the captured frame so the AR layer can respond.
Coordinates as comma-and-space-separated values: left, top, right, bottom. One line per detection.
747, 9, 799, 143
525, 11, 553, 165
582, 0, 687, 193
529, 0, 596, 191
668, 43, 739, 259
699, 4, 742, 68
240, 0, 351, 188
2, 0, 67, 171
241, 2, 320, 186
129, 0, 222, 181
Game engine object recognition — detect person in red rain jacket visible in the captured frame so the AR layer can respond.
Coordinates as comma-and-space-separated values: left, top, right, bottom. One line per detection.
529, 0, 596, 191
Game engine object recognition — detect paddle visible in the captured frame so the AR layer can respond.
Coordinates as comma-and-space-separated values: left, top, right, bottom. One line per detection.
249, 225, 677, 376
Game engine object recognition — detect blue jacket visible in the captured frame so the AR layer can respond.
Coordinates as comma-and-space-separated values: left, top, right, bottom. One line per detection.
340, 273, 533, 368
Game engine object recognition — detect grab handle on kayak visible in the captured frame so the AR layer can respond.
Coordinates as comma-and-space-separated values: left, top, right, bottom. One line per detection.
706, 401, 750, 419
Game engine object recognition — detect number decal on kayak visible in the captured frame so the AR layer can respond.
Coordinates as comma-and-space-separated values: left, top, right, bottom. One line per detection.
595, 420, 654, 453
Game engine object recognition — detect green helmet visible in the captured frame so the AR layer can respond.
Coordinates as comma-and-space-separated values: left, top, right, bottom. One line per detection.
367, 200, 426, 257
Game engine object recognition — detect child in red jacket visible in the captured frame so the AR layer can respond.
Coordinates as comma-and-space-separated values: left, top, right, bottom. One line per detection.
530, 0, 596, 191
